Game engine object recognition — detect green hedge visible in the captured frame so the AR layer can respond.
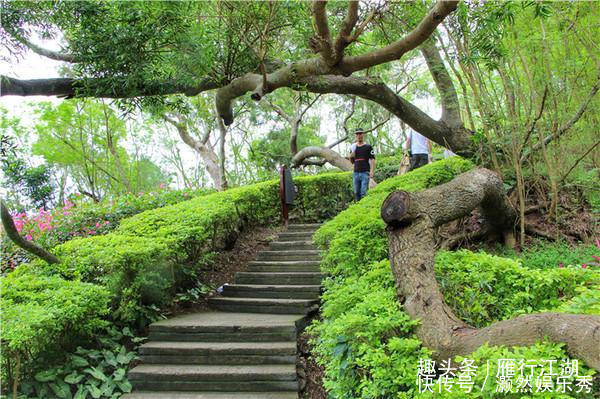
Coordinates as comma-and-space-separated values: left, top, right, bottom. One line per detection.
1, 273, 110, 389
310, 158, 597, 398
1, 187, 213, 274
1, 171, 354, 394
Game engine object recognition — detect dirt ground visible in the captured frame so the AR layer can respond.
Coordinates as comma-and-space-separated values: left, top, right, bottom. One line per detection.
299, 327, 328, 399
166, 225, 284, 315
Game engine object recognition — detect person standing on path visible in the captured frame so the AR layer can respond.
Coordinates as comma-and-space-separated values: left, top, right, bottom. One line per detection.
406, 131, 432, 171
349, 129, 376, 201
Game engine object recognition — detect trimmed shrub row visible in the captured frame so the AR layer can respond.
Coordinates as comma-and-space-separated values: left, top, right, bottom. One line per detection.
1, 171, 353, 392
2, 187, 213, 274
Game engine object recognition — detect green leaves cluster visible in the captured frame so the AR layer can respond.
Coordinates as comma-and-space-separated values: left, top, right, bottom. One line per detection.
435, 250, 600, 327
0, 273, 110, 395
310, 158, 475, 398
20, 326, 140, 399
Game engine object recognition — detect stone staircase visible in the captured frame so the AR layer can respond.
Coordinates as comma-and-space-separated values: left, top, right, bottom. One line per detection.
123, 223, 323, 399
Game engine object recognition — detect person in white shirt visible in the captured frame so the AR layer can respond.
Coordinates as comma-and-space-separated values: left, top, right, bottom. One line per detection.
406, 131, 432, 171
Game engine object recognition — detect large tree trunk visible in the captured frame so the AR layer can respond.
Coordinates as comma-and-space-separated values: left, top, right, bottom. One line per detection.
380, 168, 600, 371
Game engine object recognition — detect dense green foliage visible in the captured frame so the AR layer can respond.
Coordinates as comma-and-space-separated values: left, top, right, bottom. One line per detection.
19, 326, 140, 399
436, 250, 599, 327
310, 158, 598, 398
1, 171, 353, 395
1, 187, 212, 274
1, 155, 54, 209
0, 273, 110, 393
373, 154, 403, 183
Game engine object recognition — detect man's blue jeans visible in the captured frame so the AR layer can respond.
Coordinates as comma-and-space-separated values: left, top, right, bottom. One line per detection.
353, 171, 370, 201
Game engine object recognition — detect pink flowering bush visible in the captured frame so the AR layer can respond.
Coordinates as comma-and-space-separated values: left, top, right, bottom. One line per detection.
1, 187, 213, 274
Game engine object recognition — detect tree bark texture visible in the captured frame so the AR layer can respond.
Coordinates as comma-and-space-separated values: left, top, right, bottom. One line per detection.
381, 169, 600, 371
291, 146, 352, 171
1, 200, 60, 265
163, 116, 224, 190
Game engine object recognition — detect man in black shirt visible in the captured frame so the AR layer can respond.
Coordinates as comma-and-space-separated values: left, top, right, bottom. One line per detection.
349, 129, 376, 201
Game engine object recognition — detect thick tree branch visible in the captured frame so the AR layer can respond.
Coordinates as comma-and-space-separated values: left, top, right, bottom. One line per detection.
1, 199, 60, 265
291, 146, 352, 171
311, 1, 335, 65
338, 1, 459, 74
1, 75, 219, 98
382, 168, 516, 234
216, 1, 458, 125
421, 39, 462, 128
382, 169, 599, 371
297, 75, 474, 156
331, 1, 359, 65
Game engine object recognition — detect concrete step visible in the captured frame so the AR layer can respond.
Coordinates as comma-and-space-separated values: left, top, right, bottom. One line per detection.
148, 313, 304, 342
208, 297, 319, 315
277, 232, 315, 241
235, 272, 324, 285
286, 224, 321, 232
129, 364, 298, 392
139, 341, 296, 365
222, 284, 321, 299
247, 260, 321, 272
269, 240, 317, 250
122, 393, 298, 399
257, 250, 322, 261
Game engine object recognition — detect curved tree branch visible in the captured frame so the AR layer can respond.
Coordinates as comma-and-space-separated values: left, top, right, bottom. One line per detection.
292, 146, 352, 171
338, 0, 459, 75
10, 33, 78, 63
311, 1, 334, 64
215, 1, 458, 125
1, 199, 60, 264
297, 75, 474, 156
381, 168, 599, 371
331, 1, 359, 65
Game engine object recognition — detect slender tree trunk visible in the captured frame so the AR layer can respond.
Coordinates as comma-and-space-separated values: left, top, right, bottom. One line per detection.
102, 101, 132, 192
162, 115, 224, 190
1, 199, 60, 264
217, 116, 228, 189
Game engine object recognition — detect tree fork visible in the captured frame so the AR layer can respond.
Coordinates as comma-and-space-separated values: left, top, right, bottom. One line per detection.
381, 168, 600, 371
